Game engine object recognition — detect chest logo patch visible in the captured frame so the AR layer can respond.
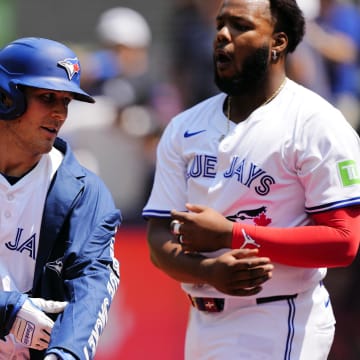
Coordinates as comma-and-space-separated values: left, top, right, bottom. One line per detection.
338, 160, 360, 186
227, 206, 272, 226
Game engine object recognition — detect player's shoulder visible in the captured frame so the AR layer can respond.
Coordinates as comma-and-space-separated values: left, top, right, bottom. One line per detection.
286, 79, 336, 113
285, 79, 355, 134
173, 93, 225, 122
164, 93, 226, 137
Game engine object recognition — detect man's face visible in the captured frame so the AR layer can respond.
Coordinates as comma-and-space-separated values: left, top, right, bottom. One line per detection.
5, 87, 73, 156
213, 0, 275, 95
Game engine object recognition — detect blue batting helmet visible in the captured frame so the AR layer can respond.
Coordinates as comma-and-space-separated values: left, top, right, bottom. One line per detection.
0, 37, 94, 120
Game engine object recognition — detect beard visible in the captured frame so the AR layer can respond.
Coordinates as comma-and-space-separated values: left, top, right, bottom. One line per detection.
214, 45, 270, 96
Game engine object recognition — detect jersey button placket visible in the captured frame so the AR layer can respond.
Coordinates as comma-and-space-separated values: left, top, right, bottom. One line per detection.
4, 192, 15, 219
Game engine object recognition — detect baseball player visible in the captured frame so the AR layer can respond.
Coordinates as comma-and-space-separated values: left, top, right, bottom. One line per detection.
0, 38, 121, 359
143, 0, 360, 359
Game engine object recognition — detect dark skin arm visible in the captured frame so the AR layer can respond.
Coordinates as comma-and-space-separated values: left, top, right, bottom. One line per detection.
147, 217, 274, 296
170, 204, 234, 252
170, 203, 360, 268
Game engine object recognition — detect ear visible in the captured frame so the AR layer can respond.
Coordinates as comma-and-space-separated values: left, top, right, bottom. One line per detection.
0, 81, 26, 120
271, 32, 288, 55
0, 91, 13, 108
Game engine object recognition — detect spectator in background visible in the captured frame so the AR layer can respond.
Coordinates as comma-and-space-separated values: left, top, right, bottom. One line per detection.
286, 0, 332, 100
316, 0, 360, 131
169, 0, 221, 108
288, 0, 360, 131
85, 7, 153, 111
61, 7, 181, 224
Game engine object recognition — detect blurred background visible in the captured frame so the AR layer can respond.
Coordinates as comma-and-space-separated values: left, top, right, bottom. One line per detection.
2, 0, 360, 358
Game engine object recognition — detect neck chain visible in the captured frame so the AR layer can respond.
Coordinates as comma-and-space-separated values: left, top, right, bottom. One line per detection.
219, 97, 231, 142
220, 78, 287, 142
260, 78, 287, 107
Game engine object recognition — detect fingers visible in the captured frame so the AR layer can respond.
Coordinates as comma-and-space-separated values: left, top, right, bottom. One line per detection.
34, 342, 48, 351
214, 253, 273, 296
231, 248, 260, 258
36, 332, 51, 349
232, 266, 273, 283
236, 261, 274, 274
171, 204, 206, 220
11, 314, 53, 349
9, 297, 67, 350
31, 298, 68, 313
44, 300, 68, 313
243, 258, 273, 270
170, 209, 186, 221
222, 269, 272, 297
185, 203, 205, 213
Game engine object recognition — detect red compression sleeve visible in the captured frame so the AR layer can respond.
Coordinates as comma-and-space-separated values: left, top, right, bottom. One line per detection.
232, 207, 360, 268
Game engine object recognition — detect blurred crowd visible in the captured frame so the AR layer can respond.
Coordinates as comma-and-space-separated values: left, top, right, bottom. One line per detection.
58, 1, 360, 357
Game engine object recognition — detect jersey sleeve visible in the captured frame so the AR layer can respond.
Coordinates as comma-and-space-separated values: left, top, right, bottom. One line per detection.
294, 106, 360, 213
143, 119, 188, 218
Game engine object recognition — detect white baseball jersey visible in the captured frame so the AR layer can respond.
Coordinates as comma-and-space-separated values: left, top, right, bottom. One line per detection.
0, 147, 63, 358
143, 78, 360, 298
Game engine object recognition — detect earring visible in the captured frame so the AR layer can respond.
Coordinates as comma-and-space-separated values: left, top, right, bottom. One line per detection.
272, 50, 278, 61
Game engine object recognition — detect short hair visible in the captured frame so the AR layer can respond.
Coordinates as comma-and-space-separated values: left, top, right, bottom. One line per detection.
269, 0, 306, 53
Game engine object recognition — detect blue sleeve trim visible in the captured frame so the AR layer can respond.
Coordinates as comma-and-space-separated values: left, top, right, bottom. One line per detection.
305, 198, 360, 213
142, 209, 172, 219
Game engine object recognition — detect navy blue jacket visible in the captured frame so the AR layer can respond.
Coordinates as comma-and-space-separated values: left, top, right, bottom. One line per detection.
0, 138, 122, 359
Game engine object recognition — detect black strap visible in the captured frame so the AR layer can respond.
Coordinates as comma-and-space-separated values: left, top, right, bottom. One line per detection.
256, 294, 298, 305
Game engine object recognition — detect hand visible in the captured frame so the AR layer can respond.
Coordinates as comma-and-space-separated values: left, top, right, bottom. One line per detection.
171, 203, 233, 252
203, 249, 274, 296
10, 297, 68, 350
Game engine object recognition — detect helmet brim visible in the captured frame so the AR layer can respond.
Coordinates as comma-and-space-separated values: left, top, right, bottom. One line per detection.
15, 76, 95, 103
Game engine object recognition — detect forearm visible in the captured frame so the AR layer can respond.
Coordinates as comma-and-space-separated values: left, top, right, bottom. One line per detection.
149, 236, 212, 284
232, 207, 360, 268
48, 259, 119, 358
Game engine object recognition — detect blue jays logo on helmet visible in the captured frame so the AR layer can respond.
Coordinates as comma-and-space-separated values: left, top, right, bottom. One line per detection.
0, 37, 95, 120
58, 58, 81, 81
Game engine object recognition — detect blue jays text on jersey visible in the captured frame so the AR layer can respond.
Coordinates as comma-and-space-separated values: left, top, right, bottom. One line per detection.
5, 228, 37, 259
187, 154, 275, 196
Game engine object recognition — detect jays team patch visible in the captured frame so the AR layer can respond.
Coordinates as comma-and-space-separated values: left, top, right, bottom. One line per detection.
338, 160, 360, 186
58, 57, 80, 80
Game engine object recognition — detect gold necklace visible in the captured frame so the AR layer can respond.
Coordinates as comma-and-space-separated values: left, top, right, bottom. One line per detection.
261, 78, 287, 107
220, 78, 287, 142
219, 97, 231, 142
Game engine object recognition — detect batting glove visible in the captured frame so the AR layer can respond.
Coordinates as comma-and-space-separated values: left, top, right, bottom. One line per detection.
10, 297, 68, 350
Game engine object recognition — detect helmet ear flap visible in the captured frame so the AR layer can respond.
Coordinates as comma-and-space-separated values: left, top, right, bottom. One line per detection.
0, 77, 26, 120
